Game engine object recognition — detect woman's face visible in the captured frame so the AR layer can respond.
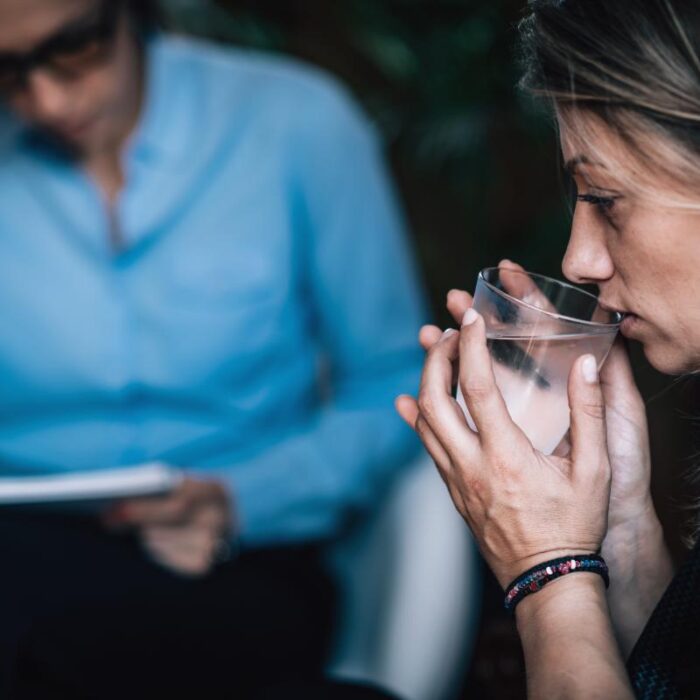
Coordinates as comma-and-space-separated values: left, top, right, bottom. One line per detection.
0, 0, 142, 154
560, 116, 700, 375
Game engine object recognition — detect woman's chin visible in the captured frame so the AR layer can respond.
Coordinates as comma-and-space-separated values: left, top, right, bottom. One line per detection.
642, 340, 697, 376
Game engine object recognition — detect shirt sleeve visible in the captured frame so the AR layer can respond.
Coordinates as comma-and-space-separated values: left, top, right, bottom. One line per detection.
217, 78, 429, 546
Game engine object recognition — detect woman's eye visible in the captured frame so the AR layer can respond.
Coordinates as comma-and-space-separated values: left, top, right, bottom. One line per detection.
576, 193, 615, 209
576, 193, 619, 217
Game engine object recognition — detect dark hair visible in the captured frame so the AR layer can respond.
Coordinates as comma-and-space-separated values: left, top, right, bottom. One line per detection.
518, 0, 700, 204
124, 0, 163, 34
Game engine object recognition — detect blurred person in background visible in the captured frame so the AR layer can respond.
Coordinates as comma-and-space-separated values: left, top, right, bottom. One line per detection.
398, 0, 700, 697
0, 0, 425, 697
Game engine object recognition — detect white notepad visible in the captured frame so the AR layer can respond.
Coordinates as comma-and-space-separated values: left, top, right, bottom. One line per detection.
0, 462, 183, 505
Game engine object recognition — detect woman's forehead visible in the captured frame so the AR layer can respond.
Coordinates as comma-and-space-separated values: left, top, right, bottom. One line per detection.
557, 112, 635, 179
0, 0, 96, 53
557, 109, 700, 209
558, 113, 607, 158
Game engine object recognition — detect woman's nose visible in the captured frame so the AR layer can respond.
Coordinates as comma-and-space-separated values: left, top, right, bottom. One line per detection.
562, 206, 615, 285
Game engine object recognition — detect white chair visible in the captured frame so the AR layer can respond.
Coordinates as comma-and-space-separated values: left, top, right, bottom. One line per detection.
326, 451, 481, 700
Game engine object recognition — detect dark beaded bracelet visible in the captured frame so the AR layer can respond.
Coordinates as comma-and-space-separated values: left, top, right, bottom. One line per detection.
503, 554, 609, 614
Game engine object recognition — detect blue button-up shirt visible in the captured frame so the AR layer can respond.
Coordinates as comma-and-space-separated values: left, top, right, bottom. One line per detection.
0, 35, 426, 545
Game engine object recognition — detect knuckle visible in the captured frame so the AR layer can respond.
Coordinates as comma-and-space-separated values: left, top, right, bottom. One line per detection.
414, 414, 431, 441
487, 454, 510, 474
457, 466, 484, 495
579, 401, 606, 421
461, 376, 492, 403
417, 392, 435, 419
427, 336, 448, 356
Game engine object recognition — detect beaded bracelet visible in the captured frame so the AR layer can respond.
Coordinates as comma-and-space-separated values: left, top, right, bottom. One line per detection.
503, 554, 609, 614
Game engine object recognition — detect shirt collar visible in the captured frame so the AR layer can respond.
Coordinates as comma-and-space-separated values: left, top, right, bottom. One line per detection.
127, 34, 195, 164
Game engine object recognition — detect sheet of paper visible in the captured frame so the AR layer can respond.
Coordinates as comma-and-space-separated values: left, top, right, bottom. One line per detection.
0, 462, 183, 505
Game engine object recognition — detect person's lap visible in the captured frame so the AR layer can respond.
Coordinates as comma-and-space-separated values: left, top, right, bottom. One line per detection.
253, 680, 400, 699
0, 510, 335, 699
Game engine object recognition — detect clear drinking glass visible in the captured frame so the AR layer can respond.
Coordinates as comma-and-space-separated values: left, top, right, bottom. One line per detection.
456, 267, 623, 455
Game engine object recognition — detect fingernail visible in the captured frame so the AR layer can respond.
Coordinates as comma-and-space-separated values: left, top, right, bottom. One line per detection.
462, 308, 478, 326
582, 355, 598, 384
442, 328, 457, 338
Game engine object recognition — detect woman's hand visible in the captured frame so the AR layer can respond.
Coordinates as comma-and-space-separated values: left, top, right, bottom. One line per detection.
596, 339, 654, 531
591, 335, 672, 654
105, 478, 232, 577
428, 271, 657, 540
396, 305, 612, 587
411, 275, 670, 653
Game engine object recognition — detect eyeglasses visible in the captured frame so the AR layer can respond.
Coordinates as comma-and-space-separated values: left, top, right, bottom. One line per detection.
0, 0, 122, 95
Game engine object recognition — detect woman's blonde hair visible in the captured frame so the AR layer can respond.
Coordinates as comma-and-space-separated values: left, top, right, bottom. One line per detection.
519, 0, 700, 210
519, 0, 700, 543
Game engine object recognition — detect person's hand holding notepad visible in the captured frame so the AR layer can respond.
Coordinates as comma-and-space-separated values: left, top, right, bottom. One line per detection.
105, 477, 233, 577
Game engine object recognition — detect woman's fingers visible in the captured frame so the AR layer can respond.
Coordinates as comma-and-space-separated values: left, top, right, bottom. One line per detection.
419, 324, 444, 350
395, 393, 419, 427
415, 414, 455, 476
395, 395, 455, 474
419, 288, 473, 351
420, 287, 475, 351
498, 259, 533, 301
499, 259, 556, 313
568, 354, 610, 480
446, 289, 473, 325
418, 330, 477, 455
551, 431, 572, 458
458, 309, 516, 448
418, 324, 460, 391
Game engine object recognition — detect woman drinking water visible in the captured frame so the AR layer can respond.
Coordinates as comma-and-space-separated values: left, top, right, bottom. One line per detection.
397, 1, 700, 697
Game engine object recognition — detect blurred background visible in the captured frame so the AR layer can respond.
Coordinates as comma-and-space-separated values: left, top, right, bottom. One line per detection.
159, 1, 698, 697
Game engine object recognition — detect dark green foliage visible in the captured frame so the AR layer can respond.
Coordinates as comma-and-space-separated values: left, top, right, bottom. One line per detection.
160, 0, 571, 323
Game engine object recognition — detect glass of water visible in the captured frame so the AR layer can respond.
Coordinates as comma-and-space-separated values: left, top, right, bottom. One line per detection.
456, 266, 623, 455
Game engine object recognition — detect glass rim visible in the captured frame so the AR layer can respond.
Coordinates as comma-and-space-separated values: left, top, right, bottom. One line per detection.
478, 267, 624, 329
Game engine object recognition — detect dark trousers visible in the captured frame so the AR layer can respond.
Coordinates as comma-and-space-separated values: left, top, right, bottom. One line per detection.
0, 511, 337, 699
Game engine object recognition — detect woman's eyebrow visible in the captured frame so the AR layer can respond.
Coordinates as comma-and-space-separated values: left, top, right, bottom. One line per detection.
563, 154, 612, 175
564, 155, 591, 174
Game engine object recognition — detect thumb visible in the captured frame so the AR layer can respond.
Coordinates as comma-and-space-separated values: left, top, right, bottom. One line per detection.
568, 354, 609, 478
600, 338, 646, 417
600, 337, 636, 389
